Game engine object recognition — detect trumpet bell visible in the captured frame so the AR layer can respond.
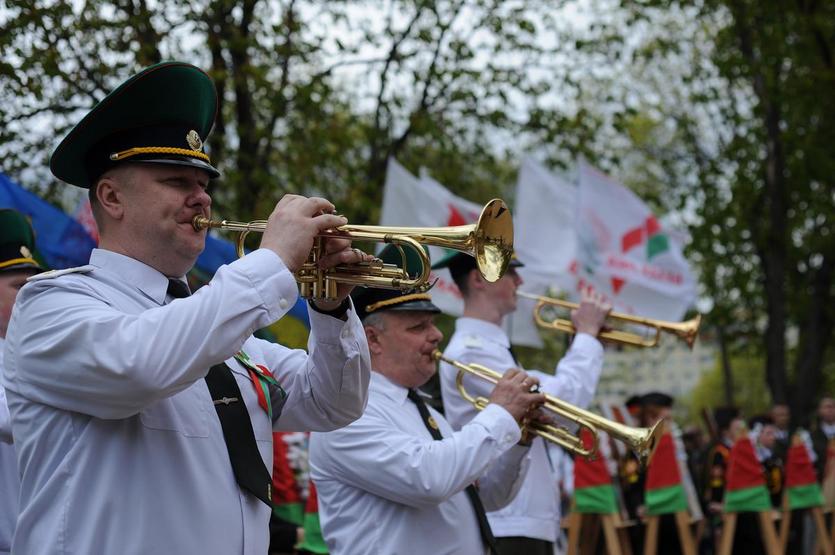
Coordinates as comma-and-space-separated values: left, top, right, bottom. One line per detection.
434, 350, 662, 465
621, 418, 664, 467
344, 198, 513, 284
474, 199, 514, 282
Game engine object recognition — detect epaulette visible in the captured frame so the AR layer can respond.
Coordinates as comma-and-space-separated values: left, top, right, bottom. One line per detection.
27, 265, 94, 281
462, 335, 483, 349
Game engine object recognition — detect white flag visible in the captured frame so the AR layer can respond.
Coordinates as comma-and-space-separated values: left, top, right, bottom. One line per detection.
575, 160, 696, 320
508, 158, 579, 346
379, 159, 483, 315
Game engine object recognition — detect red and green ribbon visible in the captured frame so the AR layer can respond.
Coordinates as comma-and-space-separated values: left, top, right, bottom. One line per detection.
234, 350, 286, 421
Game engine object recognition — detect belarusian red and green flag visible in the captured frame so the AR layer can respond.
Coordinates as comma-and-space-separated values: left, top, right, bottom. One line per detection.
784, 433, 824, 510
296, 480, 329, 554
573, 429, 618, 514
271, 431, 304, 525
644, 430, 688, 515
723, 433, 772, 513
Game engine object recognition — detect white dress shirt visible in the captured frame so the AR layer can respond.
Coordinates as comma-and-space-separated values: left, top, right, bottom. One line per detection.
309, 371, 531, 555
441, 317, 603, 542
2, 247, 370, 555
0, 339, 19, 555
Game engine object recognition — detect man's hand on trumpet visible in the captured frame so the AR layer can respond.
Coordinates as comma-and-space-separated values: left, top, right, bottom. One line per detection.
570, 288, 613, 337
259, 194, 375, 311
488, 368, 546, 423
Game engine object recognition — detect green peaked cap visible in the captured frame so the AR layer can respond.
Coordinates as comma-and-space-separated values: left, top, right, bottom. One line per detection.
0, 209, 45, 273
50, 61, 219, 188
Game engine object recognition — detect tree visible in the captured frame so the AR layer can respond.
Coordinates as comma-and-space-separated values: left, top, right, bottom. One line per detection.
543, 0, 835, 425
0, 0, 566, 219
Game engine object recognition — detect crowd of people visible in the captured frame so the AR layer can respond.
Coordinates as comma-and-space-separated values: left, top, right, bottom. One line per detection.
1, 60, 832, 555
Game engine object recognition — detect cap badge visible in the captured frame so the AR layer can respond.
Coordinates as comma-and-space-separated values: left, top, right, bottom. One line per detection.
20, 246, 32, 259
186, 130, 203, 151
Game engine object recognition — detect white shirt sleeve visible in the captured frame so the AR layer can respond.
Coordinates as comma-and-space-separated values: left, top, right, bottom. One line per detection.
476, 443, 531, 511
7, 249, 368, 421
529, 333, 603, 409
311, 403, 522, 510
262, 299, 370, 432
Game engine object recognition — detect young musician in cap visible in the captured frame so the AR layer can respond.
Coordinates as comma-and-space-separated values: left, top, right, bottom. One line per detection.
436, 251, 611, 555
0, 210, 44, 555
700, 406, 744, 550
812, 397, 835, 480
308, 246, 546, 555
2, 62, 372, 554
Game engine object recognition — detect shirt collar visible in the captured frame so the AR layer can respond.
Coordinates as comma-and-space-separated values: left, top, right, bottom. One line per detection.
89, 248, 178, 305
369, 371, 414, 406
454, 317, 510, 349
822, 422, 835, 437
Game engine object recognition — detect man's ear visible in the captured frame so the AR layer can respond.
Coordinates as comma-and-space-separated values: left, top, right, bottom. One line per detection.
96, 176, 126, 221
467, 268, 487, 292
365, 325, 383, 356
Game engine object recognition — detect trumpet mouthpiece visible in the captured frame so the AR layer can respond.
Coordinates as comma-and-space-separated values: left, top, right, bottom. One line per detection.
192, 215, 211, 231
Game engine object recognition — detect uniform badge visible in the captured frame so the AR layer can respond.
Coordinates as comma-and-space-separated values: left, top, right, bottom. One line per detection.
186, 130, 203, 151
20, 245, 32, 259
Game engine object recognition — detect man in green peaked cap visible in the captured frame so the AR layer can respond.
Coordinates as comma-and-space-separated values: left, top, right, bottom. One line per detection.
4, 62, 373, 554
309, 253, 546, 555
0, 209, 44, 555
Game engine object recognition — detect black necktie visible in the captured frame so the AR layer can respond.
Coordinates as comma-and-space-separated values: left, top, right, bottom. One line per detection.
166, 278, 191, 299
507, 345, 519, 365
166, 279, 273, 507
406, 389, 498, 554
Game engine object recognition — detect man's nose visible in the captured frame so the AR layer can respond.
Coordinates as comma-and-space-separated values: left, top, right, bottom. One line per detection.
188, 185, 212, 209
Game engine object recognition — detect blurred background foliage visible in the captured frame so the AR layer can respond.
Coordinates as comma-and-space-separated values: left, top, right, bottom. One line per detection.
1, 0, 832, 425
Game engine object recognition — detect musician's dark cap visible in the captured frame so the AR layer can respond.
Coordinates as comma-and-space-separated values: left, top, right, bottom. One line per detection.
748, 414, 774, 429
431, 251, 523, 284
0, 209, 45, 273
641, 392, 674, 408
714, 406, 740, 431
50, 61, 220, 189
351, 244, 440, 321
624, 395, 643, 409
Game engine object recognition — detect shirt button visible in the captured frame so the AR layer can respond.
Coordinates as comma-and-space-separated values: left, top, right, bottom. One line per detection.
504, 434, 514, 443
279, 298, 288, 310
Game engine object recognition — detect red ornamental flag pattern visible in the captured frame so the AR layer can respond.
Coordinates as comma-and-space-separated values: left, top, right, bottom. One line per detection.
644, 430, 688, 515
271, 432, 304, 525
575, 160, 696, 321
296, 480, 329, 554
723, 435, 772, 513
573, 429, 618, 514
784, 435, 824, 510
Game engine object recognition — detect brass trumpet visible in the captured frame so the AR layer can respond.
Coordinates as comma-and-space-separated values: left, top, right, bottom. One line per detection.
433, 351, 663, 465
193, 199, 514, 300
517, 292, 701, 349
